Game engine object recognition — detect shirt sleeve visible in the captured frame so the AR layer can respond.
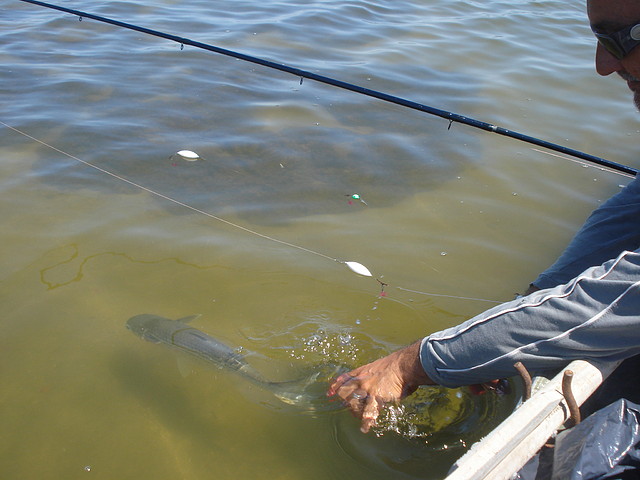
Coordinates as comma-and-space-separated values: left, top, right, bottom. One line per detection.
420, 249, 640, 388
533, 175, 640, 289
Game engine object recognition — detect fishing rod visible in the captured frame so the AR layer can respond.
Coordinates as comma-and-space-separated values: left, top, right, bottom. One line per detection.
18, 0, 638, 177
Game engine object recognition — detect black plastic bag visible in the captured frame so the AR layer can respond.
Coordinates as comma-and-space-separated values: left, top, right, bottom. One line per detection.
551, 399, 640, 480
516, 399, 640, 480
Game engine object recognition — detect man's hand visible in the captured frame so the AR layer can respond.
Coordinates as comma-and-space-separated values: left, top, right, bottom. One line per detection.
327, 340, 435, 433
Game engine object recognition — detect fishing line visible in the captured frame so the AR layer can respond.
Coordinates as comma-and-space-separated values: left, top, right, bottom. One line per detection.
17, 0, 639, 177
1, 120, 502, 304
532, 149, 636, 179
396, 287, 502, 304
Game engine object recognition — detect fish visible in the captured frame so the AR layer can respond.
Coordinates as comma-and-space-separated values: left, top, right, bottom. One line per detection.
126, 314, 342, 412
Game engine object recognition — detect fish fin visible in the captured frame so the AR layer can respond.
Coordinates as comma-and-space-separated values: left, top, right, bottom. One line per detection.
175, 314, 201, 324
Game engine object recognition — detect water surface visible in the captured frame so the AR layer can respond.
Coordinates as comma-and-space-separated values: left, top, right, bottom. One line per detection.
1, 0, 638, 478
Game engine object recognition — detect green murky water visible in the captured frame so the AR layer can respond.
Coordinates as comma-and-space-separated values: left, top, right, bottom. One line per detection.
2, 1, 638, 478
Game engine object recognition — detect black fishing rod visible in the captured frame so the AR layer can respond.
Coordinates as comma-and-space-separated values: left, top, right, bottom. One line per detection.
18, 0, 638, 177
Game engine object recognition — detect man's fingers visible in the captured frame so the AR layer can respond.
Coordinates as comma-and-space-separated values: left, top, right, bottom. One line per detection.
327, 372, 353, 396
360, 396, 382, 434
328, 371, 369, 398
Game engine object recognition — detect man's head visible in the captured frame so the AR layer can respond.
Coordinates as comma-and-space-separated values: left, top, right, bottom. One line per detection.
588, 0, 640, 110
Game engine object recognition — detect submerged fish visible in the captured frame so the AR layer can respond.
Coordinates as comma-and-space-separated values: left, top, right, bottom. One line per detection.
126, 314, 341, 412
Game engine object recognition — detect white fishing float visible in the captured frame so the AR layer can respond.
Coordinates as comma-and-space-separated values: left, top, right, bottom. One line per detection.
176, 150, 201, 161
343, 261, 373, 277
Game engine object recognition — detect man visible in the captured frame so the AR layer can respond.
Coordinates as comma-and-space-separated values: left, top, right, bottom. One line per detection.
328, 0, 640, 435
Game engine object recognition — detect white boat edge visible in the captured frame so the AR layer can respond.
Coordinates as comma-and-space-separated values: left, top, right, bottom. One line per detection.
445, 359, 621, 480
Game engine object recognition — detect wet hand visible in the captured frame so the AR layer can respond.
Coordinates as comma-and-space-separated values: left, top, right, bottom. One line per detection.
327, 341, 434, 433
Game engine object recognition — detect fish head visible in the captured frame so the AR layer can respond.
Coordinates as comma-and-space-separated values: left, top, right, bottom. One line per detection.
126, 314, 167, 343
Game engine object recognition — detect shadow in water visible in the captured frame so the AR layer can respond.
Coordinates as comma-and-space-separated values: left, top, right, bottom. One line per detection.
110, 347, 225, 448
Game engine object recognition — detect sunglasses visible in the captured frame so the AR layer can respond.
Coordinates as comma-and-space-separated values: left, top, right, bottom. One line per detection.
592, 23, 640, 60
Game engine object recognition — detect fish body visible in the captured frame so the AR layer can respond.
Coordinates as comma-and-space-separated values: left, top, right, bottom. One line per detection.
126, 314, 342, 412
126, 314, 267, 384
